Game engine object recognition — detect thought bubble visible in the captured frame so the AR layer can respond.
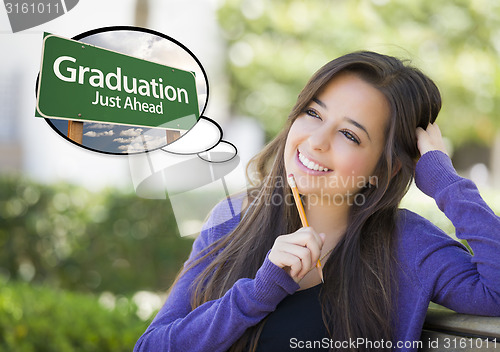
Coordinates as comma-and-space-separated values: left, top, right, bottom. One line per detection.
197, 140, 238, 163
35, 27, 244, 237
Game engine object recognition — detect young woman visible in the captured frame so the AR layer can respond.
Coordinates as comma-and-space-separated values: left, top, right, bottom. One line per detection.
134, 51, 500, 352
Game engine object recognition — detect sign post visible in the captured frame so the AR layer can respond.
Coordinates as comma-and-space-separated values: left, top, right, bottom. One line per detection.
67, 120, 83, 143
166, 129, 181, 143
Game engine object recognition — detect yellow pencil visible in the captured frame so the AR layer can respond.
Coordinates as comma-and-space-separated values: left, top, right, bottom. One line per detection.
287, 174, 324, 283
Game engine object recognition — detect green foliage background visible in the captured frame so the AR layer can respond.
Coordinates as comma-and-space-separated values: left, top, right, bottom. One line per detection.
0, 175, 193, 294
217, 0, 500, 146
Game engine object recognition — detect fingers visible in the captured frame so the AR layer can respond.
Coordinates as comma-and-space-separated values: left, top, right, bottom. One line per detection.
416, 123, 448, 156
280, 241, 315, 278
422, 123, 442, 139
416, 126, 429, 155
277, 244, 310, 278
268, 227, 325, 282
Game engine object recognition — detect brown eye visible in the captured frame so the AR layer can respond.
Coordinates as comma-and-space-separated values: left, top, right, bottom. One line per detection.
340, 130, 360, 145
305, 108, 322, 120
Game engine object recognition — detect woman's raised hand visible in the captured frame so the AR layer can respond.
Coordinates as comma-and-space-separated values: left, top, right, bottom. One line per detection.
416, 122, 448, 157
268, 227, 326, 283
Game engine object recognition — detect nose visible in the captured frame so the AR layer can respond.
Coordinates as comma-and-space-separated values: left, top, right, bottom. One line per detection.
308, 126, 331, 152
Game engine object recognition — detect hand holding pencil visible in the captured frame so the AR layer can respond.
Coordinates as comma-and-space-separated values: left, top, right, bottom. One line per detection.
268, 227, 325, 283
267, 174, 326, 284
287, 174, 325, 283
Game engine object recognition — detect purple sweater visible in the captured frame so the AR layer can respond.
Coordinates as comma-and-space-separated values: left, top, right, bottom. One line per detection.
134, 151, 500, 351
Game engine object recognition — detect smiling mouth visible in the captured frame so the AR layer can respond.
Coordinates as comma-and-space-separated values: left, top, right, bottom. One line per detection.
298, 151, 331, 172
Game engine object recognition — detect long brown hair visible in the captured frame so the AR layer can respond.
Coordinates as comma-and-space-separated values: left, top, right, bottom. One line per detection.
178, 51, 441, 351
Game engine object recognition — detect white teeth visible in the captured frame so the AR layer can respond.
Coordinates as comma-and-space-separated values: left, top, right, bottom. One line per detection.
298, 152, 329, 172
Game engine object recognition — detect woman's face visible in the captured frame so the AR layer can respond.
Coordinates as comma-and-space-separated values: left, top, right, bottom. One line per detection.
284, 72, 390, 204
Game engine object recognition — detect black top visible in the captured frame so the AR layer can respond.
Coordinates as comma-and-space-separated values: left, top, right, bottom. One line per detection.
255, 283, 330, 351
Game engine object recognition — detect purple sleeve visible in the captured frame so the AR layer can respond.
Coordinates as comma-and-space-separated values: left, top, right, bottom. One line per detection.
413, 150, 500, 315
134, 201, 300, 352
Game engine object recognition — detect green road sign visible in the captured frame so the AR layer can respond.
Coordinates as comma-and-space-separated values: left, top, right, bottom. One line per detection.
36, 33, 199, 130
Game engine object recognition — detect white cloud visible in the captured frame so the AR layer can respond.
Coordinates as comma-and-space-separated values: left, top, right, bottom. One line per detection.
87, 123, 115, 129
120, 136, 167, 153
84, 130, 114, 137
120, 128, 143, 137
113, 137, 135, 144
118, 145, 131, 151
146, 137, 168, 149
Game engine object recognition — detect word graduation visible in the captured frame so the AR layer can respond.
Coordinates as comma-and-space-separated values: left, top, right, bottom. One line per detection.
53, 55, 190, 114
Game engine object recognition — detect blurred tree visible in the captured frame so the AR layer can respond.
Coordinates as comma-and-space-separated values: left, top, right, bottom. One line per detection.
0, 175, 194, 295
217, 0, 500, 148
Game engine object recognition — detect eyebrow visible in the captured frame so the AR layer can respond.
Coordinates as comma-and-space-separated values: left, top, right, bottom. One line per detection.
312, 98, 371, 141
